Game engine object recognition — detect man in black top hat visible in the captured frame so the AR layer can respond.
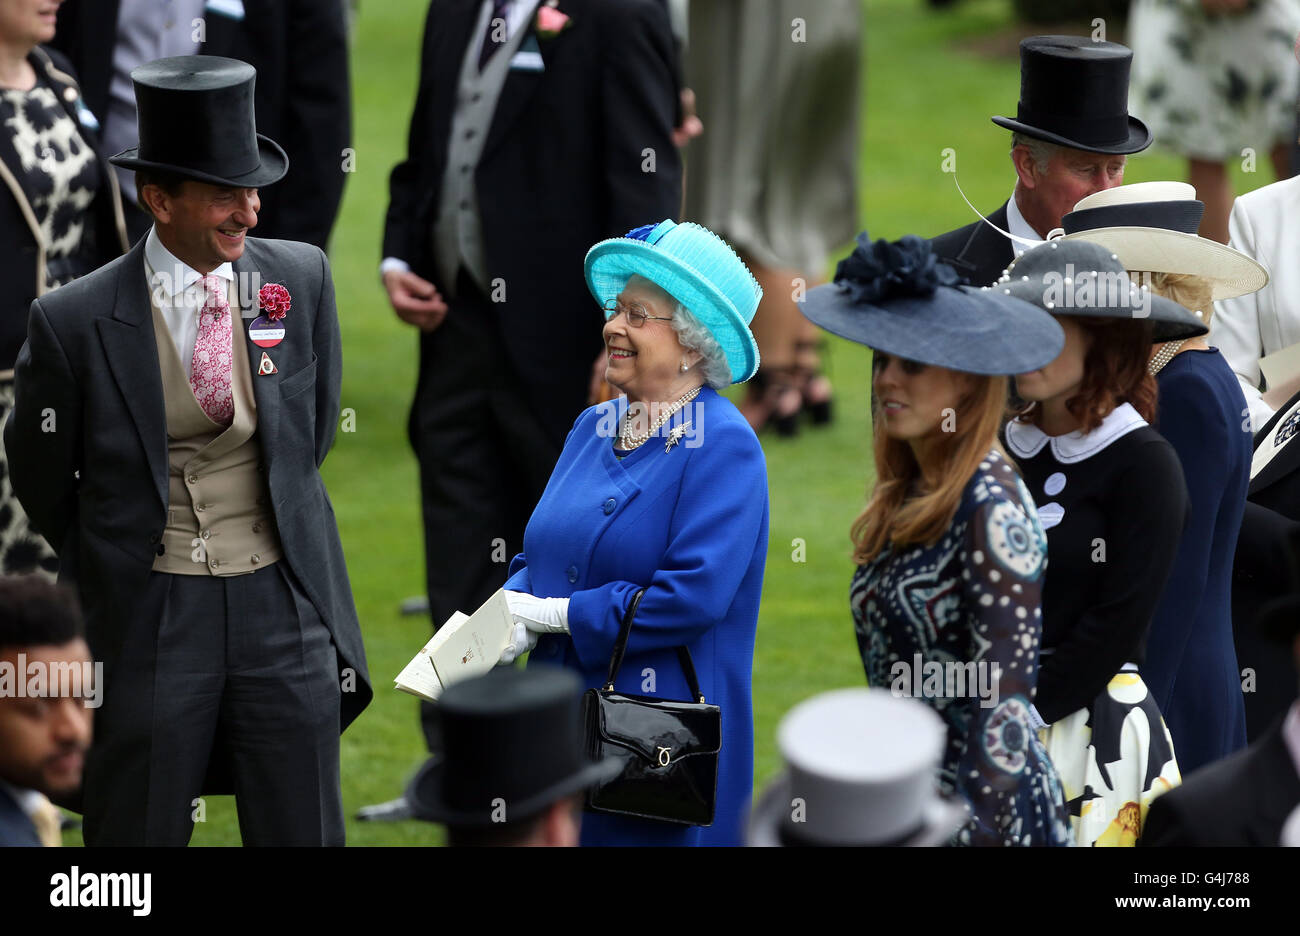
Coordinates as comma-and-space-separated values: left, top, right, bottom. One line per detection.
4, 56, 370, 845
1140, 529, 1300, 847
930, 36, 1153, 287
406, 666, 617, 847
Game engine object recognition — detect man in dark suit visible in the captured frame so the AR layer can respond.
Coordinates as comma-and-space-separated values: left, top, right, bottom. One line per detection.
1233, 389, 1300, 739
930, 36, 1151, 286
0, 577, 93, 848
369, 0, 680, 818
4, 57, 370, 845
1142, 529, 1300, 846
49, 0, 350, 250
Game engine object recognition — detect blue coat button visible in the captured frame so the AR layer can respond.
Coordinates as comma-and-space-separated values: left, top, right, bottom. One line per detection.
603, 498, 616, 515
566, 565, 578, 583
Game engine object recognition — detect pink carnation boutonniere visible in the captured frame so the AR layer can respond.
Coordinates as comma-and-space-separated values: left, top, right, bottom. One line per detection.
258, 282, 291, 322
535, 1, 570, 39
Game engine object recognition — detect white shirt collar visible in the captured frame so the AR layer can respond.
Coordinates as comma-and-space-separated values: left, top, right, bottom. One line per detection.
1004, 402, 1147, 464
144, 226, 235, 301
1005, 191, 1044, 257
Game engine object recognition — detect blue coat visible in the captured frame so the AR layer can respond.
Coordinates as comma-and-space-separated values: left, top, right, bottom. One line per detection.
1146, 349, 1249, 772
505, 387, 769, 846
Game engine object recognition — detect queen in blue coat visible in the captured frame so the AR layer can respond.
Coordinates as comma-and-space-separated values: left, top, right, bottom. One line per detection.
497, 221, 769, 847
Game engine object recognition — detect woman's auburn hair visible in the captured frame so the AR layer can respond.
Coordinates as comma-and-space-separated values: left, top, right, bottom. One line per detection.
1012, 316, 1157, 434
852, 370, 1011, 566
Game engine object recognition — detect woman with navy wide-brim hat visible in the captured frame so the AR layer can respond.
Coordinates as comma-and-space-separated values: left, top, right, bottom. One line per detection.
492, 220, 769, 846
998, 238, 1206, 846
801, 232, 1071, 846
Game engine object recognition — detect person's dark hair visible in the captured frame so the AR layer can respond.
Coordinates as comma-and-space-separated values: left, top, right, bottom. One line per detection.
0, 576, 84, 652
135, 169, 189, 218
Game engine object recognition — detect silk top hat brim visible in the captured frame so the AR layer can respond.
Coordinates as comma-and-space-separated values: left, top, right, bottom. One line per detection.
108, 55, 288, 189
998, 240, 1209, 342
406, 750, 620, 828
1057, 182, 1268, 302
991, 114, 1151, 156
747, 772, 970, 847
800, 281, 1065, 376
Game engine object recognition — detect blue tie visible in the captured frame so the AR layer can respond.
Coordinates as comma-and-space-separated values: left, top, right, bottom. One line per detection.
479, 0, 513, 71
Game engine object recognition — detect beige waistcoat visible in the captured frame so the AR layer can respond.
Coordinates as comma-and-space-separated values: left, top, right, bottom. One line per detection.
150, 280, 282, 575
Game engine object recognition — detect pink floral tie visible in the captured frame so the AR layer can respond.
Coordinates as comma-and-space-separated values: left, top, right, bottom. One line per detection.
191, 274, 234, 426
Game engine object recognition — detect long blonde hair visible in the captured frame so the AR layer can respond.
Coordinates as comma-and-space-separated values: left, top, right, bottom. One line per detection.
853, 372, 1011, 565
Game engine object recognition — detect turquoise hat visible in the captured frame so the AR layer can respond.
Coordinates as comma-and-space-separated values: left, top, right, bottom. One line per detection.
584, 220, 762, 384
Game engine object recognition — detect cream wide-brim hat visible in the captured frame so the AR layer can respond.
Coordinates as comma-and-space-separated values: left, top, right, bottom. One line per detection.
1056, 181, 1268, 301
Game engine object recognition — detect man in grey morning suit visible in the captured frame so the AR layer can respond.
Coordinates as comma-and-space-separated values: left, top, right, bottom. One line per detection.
3, 56, 371, 845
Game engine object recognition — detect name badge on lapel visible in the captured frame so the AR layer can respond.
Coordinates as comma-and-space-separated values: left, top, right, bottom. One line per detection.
205, 0, 246, 20
509, 34, 545, 72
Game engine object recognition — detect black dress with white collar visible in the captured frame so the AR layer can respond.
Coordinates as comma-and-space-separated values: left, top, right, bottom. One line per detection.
1003, 403, 1190, 723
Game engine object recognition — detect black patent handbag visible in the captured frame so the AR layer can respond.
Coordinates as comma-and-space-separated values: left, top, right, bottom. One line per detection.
581, 588, 721, 826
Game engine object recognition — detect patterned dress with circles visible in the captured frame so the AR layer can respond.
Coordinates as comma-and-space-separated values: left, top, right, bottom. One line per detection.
851, 449, 1070, 846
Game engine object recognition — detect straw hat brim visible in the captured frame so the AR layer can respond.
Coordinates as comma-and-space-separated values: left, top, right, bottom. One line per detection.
1060, 228, 1268, 301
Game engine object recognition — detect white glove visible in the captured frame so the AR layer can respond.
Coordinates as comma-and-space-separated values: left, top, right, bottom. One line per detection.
498, 622, 539, 666
505, 591, 571, 634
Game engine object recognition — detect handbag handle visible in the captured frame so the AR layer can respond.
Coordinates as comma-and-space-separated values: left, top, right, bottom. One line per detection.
603, 588, 706, 703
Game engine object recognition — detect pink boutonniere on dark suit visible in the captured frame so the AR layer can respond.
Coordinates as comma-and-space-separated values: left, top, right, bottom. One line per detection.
258, 283, 291, 321
535, 1, 570, 39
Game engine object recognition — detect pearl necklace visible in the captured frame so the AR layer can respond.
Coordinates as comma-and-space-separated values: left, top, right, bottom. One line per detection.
619, 386, 701, 450
1148, 339, 1186, 376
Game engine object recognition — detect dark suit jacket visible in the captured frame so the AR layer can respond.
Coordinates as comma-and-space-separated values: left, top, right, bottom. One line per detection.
0, 786, 41, 847
1141, 716, 1300, 846
0, 47, 128, 370
3, 237, 372, 740
1232, 389, 1300, 738
929, 201, 1014, 287
384, 0, 682, 443
49, 0, 350, 250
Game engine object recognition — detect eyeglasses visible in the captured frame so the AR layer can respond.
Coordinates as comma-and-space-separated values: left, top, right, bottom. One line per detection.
872, 352, 928, 376
603, 298, 673, 327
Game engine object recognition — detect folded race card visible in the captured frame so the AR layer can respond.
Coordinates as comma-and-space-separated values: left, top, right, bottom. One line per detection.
394, 589, 515, 702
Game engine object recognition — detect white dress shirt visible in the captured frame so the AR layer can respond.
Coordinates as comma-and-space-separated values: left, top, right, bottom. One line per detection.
1005, 191, 1044, 258
145, 226, 235, 380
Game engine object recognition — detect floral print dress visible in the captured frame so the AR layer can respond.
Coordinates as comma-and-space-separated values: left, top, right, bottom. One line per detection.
1130, 0, 1300, 160
851, 449, 1070, 846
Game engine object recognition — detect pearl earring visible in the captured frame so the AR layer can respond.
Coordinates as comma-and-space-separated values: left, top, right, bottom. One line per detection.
680, 361, 689, 372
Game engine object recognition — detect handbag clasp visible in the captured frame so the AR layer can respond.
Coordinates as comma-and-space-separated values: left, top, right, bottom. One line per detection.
656, 746, 672, 767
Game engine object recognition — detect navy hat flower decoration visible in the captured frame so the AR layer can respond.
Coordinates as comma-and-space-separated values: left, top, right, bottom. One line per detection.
832, 232, 964, 305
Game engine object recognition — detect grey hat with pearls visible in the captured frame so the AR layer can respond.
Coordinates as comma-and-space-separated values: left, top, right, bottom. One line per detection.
991, 240, 1208, 342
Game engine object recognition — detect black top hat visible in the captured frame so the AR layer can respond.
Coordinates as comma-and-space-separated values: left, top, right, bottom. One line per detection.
109, 55, 288, 188
991, 36, 1152, 155
405, 667, 620, 827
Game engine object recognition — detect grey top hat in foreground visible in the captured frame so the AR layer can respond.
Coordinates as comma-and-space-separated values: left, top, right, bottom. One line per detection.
995, 240, 1208, 342
748, 688, 969, 847
109, 55, 288, 189
800, 233, 1064, 375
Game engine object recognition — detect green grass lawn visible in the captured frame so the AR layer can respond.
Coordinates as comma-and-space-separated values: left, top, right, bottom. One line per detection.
70, 0, 1287, 845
